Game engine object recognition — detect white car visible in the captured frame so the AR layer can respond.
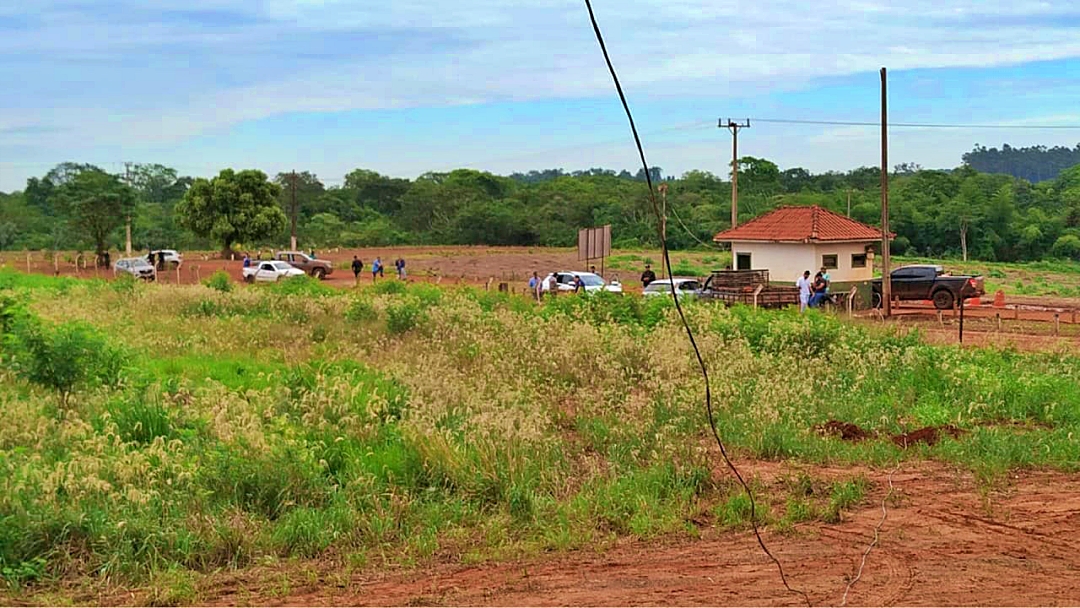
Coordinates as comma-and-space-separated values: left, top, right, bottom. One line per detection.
541, 271, 623, 294
242, 260, 306, 283
114, 257, 157, 281
151, 249, 183, 267
642, 278, 702, 298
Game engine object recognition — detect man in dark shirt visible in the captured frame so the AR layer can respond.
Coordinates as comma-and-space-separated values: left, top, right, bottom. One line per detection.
351, 256, 363, 283
640, 264, 656, 288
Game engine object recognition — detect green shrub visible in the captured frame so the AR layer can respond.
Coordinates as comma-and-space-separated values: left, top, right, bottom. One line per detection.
386, 300, 426, 335
344, 298, 378, 323
7, 318, 128, 406
371, 280, 406, 295
202, 270, 233, 293
262, 274, 336, 297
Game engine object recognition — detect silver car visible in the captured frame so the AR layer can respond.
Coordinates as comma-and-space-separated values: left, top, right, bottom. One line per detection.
642, 278, 702, 298
115, 257, 157, 281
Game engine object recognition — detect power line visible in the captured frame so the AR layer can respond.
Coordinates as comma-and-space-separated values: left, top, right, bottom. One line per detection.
583, 1, 810, 607
749, 117, 1080, 130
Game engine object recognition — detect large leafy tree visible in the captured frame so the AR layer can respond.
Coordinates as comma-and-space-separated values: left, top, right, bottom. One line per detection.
52, 168, 136, 261
175, 169, 286, 256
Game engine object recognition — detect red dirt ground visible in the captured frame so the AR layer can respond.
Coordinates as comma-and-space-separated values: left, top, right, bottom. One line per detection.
85, 461, 1080, 606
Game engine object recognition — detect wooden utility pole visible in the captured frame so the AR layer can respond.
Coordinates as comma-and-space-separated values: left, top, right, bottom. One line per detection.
289, 171, 298, 251
720, 119, 750, 228
658, 183, 668, 278
847, 188, 852, 218
880, 68, 892, 317
124, 162, 133, 256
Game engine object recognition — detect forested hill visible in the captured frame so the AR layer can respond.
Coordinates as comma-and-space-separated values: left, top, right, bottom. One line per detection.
963, 144, 1080, 183
2, 158, 1080, 263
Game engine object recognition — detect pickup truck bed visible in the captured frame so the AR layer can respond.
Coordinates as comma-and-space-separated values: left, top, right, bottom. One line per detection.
872, 265, 985, 310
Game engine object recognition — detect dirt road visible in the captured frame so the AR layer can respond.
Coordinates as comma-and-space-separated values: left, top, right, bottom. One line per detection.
123, 462, 1080, 606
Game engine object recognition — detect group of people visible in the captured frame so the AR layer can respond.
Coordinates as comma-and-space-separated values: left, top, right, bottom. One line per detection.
796, 267, 832, 312
349, 256, 406, 282
146, 250, 167, 270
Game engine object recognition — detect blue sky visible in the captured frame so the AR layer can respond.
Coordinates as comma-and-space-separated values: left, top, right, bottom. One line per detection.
2, 0, 1080, 191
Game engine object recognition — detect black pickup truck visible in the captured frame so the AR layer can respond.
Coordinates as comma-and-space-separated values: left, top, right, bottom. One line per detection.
871, 265, 985, 310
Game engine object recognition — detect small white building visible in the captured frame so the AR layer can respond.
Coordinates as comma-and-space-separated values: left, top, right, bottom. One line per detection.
713, 206, 889, 284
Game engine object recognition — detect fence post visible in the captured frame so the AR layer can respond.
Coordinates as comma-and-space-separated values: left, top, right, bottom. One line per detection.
26, 252, 31, 273
995, 312, 1001, 332
1054, 313, 1060, 336
752, 284, 764, 309
847, 286, 857, 318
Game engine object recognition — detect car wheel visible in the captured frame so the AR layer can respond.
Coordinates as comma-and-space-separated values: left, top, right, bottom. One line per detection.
313, 267, 326, 280
932, 290, 955, 310
244, 274, 254, 284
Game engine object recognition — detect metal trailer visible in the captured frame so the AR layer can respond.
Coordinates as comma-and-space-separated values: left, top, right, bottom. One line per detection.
696, 269, 800, 309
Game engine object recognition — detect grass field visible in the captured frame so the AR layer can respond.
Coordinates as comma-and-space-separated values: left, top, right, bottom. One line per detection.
2, 267, 1080, 603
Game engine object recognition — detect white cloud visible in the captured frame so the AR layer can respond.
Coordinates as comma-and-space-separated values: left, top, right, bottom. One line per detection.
3, 0, 1080, 189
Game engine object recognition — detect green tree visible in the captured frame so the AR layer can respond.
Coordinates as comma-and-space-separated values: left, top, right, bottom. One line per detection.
52, 168, 136, 261
175, 169, 286, 256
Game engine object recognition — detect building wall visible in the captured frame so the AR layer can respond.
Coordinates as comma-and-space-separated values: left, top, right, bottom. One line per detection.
813, 242, 874, 282
730, 241, 874, 284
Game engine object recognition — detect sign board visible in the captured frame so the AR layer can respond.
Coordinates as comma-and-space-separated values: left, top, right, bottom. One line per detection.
577, 225, 611, 262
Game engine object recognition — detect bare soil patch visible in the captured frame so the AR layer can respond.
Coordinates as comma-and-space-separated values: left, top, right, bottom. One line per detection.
72, 461, 1080, 607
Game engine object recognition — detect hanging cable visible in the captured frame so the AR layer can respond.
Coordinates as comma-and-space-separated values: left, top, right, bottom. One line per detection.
582, 2, 810, 606
750, 117, 1080, 130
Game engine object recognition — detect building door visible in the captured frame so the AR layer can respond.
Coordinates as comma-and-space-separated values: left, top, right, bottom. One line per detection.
735, 253, 751, 270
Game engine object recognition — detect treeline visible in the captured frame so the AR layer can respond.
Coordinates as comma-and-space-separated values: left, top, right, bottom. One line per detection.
2, 158, 1080, 262
963, 143, 1080, 183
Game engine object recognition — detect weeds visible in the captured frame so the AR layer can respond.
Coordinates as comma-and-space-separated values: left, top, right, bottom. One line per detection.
2, 274, 1078, 596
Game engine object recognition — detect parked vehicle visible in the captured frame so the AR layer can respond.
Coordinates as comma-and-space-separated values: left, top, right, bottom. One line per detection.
541, 271, 623, 294
114, 257, 156, 281
871, 264, 985, 310
151, 249, 183, 267
275, 251, 333, 279
243, 260, 306, 283
642, 277, 701, 298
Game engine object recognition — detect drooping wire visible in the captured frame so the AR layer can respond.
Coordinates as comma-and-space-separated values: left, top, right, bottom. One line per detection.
841, 463, 900, 606
582, 2, 810, 606
667, 197, 723, 251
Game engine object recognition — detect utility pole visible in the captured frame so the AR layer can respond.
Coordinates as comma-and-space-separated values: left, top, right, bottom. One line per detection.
289, 171, 298, 251
719, 118, 750, 228
847, 188, 852, 218
123, 162, 133, 256
880, 68, 892, 317
658, 183, 668, 278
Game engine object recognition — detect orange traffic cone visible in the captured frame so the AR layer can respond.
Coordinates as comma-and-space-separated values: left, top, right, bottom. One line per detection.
993, 290, 1005, 308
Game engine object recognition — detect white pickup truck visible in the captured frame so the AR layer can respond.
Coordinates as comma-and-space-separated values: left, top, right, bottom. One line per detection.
242, 260, 306, 283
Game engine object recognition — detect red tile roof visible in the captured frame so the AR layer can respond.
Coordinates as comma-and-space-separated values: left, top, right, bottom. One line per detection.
712, 205, 890, 243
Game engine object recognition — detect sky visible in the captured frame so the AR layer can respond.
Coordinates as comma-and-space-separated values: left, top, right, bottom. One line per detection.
2, 0, 1080, 192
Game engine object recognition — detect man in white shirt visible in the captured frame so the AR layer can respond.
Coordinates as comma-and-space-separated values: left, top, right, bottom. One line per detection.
796, 270, 812, 313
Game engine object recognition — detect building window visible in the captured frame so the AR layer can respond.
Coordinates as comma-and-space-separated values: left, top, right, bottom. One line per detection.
736, 253, 751, 270
822, 254, 838, 269
851, 253, 867, 268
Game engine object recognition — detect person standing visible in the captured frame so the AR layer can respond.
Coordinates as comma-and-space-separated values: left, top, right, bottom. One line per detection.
243, 253, 251, 268
796, 270, 812, 313
528, 272, 541, 302
395, 257, 406, 280
640, 264, 656, 288
809, 272, 828, 308
546, 272, 559, 298
351, 256, 363, 284
372, 257, 383, 281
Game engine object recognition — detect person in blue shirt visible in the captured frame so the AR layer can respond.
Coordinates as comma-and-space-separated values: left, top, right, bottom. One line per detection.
528, 272, 541, 301
371, 257, 383, 281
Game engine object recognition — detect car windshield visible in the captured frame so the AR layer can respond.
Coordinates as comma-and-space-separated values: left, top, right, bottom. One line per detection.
577, 274, 604, 287
643, 281, 671, 292
127, 259, 150, 268
272, 262, 292, 270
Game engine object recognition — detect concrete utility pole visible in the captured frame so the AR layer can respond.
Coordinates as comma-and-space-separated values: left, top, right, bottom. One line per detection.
847, 188, 853, 218
124, 162, 133, 255
720, 119, 750, 228
658, 183, 668, 278
880, 68, 892, 317
289, 171, 298, 251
